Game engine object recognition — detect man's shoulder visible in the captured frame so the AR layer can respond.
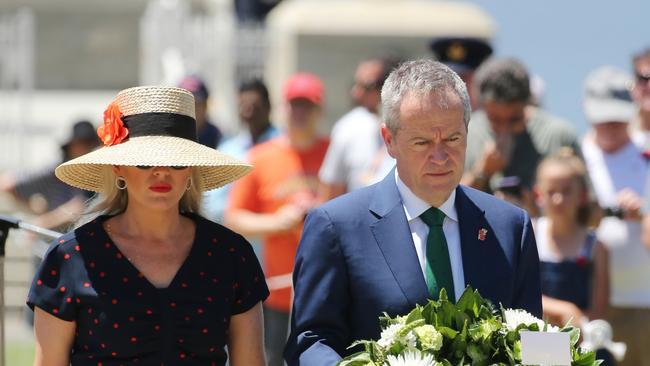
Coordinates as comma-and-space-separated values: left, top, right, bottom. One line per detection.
528, 108, 577, 137
458, 185, 526, 220
318, 182, 378, 217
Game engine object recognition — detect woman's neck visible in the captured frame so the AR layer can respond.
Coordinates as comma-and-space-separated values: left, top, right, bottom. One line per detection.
114, 206, 184, 241
546, 215, 581, 237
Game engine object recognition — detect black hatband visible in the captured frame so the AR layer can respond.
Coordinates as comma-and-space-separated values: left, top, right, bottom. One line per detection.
122, 113, 197, 141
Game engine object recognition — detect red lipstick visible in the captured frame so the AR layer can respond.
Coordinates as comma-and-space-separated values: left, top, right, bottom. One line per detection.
149, 183, 172, 193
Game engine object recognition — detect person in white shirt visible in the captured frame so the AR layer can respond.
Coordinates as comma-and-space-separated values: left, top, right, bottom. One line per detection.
581, 66, 650, 366
318, 57, 397, 201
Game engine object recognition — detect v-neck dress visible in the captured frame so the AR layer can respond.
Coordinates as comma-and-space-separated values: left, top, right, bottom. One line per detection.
27, 213, 269, 366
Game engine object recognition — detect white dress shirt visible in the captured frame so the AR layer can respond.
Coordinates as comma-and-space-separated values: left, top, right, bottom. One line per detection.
394, 170, 465, 301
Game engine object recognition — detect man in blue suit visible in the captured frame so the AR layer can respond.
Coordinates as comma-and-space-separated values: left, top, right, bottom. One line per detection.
284, 59, 542, 366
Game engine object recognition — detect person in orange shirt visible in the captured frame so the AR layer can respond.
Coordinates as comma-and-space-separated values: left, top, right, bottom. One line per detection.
225, 72, 329, 366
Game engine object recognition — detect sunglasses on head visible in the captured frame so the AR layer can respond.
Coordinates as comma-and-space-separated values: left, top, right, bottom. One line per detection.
135, 165, 188, 170
636, 72, 650, 84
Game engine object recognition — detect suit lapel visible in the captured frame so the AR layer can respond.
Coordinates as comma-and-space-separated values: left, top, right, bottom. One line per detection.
456, 186, 499, 297
369, 171, 429, 307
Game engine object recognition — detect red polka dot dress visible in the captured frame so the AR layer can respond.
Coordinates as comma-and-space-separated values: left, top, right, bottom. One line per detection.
27, 213, 269, 365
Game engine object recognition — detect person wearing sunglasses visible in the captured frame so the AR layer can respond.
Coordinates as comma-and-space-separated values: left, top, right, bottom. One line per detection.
26, 86, 268, 366
581, 66, 650, 366
318, 57, 398, 202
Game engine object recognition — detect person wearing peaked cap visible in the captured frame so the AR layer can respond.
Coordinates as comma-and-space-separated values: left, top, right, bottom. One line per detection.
580, 66, 650, 366
26, 86, 269, 366
430, 37, 493, 110
1, 120, 100, 232
178, 75, 224, 148
60, 120, 100, 159
225, 72, 329, 366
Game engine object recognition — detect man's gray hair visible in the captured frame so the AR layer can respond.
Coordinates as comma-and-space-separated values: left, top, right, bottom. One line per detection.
474, 57, 531, 104
381, 59, 471, 134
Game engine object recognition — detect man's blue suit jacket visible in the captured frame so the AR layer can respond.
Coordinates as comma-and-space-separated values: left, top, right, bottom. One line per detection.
284, 171, 542, 366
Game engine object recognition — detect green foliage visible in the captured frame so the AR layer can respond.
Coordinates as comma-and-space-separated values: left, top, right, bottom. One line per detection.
338, 287, 601, 366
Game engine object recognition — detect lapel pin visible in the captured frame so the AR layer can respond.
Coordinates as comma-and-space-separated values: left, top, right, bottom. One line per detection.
478, 228, 488, 241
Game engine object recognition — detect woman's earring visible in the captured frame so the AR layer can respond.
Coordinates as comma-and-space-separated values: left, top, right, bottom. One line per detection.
115, 176, 127, 190
186, 178, 193, 191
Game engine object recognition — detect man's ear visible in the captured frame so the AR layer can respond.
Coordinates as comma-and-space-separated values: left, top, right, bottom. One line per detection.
380, 123, 396, 158
112, 165, 122, 176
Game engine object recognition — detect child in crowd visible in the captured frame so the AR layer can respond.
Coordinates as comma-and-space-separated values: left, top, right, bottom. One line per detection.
533, 149, 614, 364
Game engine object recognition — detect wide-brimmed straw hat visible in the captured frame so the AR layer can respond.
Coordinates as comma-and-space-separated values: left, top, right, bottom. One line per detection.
55, 86, 252, 192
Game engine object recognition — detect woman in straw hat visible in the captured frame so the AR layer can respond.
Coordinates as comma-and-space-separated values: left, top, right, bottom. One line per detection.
26, 86, 268, 365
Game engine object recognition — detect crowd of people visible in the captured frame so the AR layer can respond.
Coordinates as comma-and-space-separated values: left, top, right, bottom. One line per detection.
3, 38, 650, 366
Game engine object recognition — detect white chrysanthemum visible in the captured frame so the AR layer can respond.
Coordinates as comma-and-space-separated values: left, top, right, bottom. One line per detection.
378, 323, 418, 349
383, 350, 437, 366
403, 331, 417, 349
503, 309, 559, 332
378, 323, 403, 348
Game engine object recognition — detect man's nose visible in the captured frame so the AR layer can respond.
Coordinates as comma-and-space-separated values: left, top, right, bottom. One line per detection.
428, 145, 448, 164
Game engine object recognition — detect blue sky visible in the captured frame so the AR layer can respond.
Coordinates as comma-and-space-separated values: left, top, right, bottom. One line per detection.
469, 0, 648, 135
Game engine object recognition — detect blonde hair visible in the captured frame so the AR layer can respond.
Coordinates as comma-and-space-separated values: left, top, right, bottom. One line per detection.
75, 166, 203, 227
536, 148, 591, 225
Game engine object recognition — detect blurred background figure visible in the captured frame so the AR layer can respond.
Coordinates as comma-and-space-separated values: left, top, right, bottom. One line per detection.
318, 57, 396, 202
532, 149, 615, 365
224, 72, 329, 366
493, 175, 529, 210
0, 120, 99, 232
580, 66, 650, 366
178, 75, 223, 148
462, 57, 581, 215
430, 37, 493, 111
630, 47, 650, 253
203, 78, 279, 222
630, 47, 650, 151
0, 120, 99, 326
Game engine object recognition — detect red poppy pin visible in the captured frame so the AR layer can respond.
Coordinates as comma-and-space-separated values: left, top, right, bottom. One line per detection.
642, 150, 650, 161
478, 228, 488, 241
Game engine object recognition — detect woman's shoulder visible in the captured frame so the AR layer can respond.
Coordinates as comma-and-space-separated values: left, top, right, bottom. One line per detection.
38, 222, 93, 265
192, 213, 248, 245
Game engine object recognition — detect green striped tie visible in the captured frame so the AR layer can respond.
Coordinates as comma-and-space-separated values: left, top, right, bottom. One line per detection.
420, 207, 455, 303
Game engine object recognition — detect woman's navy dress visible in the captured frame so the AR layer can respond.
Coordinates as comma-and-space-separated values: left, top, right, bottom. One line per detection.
27, 213, 269, 365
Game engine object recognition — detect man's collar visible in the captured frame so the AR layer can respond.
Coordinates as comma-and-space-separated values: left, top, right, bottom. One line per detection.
394, 170, 458, 222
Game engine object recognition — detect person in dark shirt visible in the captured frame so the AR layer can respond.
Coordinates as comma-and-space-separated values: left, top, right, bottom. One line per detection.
178, 75, 223, 148
1, 120, 99, 231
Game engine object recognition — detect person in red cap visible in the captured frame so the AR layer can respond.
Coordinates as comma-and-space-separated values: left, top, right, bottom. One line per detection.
225, 72, 329, 366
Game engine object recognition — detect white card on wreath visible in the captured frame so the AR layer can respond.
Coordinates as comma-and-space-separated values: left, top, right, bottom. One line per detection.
520, 331, 572, 366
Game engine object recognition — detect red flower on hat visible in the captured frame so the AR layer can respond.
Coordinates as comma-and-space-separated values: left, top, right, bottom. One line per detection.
97, 101, 128, 146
